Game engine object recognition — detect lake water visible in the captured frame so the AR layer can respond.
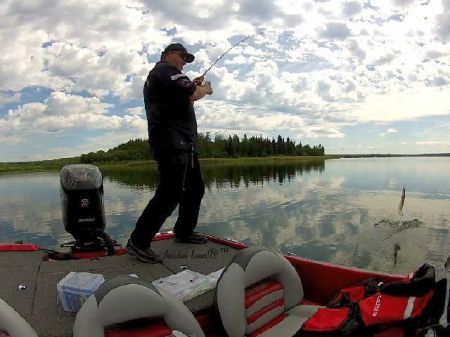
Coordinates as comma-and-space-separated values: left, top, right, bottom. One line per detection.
1, 157, 449, 274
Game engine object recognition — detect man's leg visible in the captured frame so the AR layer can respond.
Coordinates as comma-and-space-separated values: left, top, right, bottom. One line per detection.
130, 157, 188, 249
174, 155, 205, 241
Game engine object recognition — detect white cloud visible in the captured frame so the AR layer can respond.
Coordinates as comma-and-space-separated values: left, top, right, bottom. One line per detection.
0, 92, 130, 138
379, 127, 398, 137
416, 141, 449, 146
342, 1, 363, 17
349, 87, 450, 123
127, 107, 145, 116
305, 126, 345, 139
391, 0, 415, 7
0, 0, 449, 160
43, 42, 150, 98
436, 11, 450, 42
321, 23, 352, 40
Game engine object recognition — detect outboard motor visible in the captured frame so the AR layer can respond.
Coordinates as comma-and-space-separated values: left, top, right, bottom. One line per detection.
60, 164, 115, 255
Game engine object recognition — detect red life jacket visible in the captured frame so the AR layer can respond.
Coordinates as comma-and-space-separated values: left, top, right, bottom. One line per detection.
359, 290, 433, 326
297, 307, 358, 336
360, 264, 435, 327
297, 264, 435, 337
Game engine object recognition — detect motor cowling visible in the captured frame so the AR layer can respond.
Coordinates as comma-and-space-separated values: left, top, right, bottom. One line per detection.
60, 164, 106, 245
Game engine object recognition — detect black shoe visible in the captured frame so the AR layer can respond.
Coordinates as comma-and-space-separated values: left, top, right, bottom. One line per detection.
126, 239, 162, 263
175, 233, 207, 244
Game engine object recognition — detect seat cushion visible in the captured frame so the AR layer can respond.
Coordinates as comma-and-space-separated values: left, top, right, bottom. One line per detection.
248, 314, 308, 337
287, 304, 321, 318
215, 247, 306, 337
74, 276, 205, 337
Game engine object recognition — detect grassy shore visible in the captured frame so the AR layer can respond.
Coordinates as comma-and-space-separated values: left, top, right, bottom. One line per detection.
0, 155, 335, 173
200, 156, 334, 167
0, 157, 80, 173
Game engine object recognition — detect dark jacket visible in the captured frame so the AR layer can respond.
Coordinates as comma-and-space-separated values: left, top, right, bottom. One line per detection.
143, 61, 198, 160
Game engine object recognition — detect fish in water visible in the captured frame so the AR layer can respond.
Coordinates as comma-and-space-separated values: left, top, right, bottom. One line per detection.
394, 243, 401, 267
398, 187, 406, 216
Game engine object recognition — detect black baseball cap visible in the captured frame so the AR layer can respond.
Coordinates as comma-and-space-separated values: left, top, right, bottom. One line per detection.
162, 43, 195, 63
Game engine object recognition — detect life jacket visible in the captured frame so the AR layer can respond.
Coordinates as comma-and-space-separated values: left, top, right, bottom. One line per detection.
296, 264, 435, 337
295, 306, 360, 336
328, 278, 381, 308
359, 263, 435, 327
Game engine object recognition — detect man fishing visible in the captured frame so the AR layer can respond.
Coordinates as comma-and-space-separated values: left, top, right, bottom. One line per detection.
127, 43, 213, 263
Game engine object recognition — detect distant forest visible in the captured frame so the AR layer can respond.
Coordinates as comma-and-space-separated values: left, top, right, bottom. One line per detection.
80, 133, 325, 163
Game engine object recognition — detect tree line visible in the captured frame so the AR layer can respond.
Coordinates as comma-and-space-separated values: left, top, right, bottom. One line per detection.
80, 133, 325, 163
198, 133, 324, 158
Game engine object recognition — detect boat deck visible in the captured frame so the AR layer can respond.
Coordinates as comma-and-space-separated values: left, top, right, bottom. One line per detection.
0, 237, 239, 337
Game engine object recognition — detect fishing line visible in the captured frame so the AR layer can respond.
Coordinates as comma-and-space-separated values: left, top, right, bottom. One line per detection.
201, 30, 266, 77
200, 29, 307, 78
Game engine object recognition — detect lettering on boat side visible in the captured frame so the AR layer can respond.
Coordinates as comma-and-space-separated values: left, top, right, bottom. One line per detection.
162, 247, 228, 259
373, 295, 382, 317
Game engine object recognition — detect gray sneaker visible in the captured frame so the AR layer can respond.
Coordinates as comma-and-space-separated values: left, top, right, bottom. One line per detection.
126, 239, 162, 263
175, 233, 207, 244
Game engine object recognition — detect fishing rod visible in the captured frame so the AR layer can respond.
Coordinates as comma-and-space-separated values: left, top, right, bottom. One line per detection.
201, 31, 265, 78
200, 29, 307, 79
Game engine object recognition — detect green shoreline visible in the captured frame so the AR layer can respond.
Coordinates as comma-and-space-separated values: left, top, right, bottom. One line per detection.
0, 156, 335, 173
2, 153, 449, 174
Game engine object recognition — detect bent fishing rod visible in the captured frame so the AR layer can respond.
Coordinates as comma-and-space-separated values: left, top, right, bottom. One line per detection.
200, 29, 305, 80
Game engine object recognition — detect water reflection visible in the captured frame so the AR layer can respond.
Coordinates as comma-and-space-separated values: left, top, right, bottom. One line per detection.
0, 173, 69, 247
102, 159, 325, 189
0, 157, 449, 274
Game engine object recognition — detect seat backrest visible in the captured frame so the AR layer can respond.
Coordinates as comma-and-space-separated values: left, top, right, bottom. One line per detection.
74, 275, 205, 337
0, 298, 38, 337
215, 246, 303, 337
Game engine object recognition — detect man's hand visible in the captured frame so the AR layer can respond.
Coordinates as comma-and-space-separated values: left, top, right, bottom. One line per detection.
203, 81, 213, 95
193, 76, 204, 86
189, 81, 213, 101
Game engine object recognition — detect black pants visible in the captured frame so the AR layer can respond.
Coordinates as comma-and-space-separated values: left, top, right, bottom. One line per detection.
130, 152, 205, 249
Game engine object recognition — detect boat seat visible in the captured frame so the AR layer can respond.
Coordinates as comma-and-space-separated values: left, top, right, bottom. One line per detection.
0, 297, 38, 337
214, 246, 319, 337
74, 275, 205, 337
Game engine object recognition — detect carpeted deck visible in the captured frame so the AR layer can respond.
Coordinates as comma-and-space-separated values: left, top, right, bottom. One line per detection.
0, 238, 238, 337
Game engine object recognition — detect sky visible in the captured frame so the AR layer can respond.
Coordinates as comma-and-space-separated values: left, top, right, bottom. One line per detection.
0, 0, 449, 162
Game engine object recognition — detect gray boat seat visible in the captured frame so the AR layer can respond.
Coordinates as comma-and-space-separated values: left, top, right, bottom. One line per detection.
0, 297, 38, 337
74, 275, 205, 337
214, 247, 319, 337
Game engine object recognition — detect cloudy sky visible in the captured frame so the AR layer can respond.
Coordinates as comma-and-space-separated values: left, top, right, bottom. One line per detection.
0, 0, 449, 161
